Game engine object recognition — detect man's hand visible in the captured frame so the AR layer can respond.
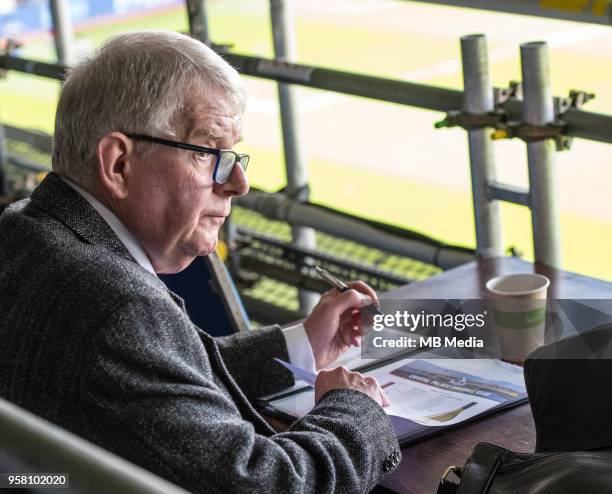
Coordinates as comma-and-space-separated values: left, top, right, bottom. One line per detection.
303, 280, 379, 370
315, 366, 390, 407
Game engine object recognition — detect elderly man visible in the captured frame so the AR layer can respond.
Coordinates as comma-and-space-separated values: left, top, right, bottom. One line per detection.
0, 31, 400, 492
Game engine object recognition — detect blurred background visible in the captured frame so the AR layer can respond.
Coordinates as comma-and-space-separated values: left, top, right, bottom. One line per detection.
1, 0, 610, 287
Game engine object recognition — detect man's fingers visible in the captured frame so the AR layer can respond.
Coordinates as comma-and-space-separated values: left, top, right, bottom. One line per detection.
340, 310, 360, 329
340, 311, 351, 327
351, 310, 364, 335
316, 367, 388, 408
346, 280, 379, 308
320, 281, 378, 317
332, 289, 369, 315
340, 309, 359, 325
338, 312, 364, 347
340, 324, 353, 347
320, 288, 339, 302
364, 376, 390, 407
339, 308, 364, 345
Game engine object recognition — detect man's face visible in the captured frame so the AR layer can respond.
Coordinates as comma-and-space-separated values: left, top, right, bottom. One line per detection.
121, 94, 249, 274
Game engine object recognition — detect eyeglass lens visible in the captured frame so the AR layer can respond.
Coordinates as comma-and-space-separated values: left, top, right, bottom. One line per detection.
216, 152, 249, 183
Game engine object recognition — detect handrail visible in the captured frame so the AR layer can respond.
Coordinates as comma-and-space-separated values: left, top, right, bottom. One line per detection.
2, 52, 612, 144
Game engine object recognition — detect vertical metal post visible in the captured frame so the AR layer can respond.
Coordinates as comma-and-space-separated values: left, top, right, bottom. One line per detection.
460, 34, 503, 259
521, 42, 561, 268
49, 0, 74, 65
270, 0, 317, 314
186, 0, 210, 44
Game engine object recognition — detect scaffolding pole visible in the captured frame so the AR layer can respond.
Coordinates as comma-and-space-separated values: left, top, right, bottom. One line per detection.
270, 0, 317, 314
461, 34, 503, 259
521, 42, 561, 268
185, 0, 211, 45
235, 190, 475, 270
49, 0, 75, 65
3, 53, 612, 145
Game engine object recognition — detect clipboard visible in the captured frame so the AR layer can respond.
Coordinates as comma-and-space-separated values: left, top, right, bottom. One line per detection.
259, 352, 528, 447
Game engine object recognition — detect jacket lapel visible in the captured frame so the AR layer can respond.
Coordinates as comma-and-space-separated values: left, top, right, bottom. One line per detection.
167, 290, 188, 312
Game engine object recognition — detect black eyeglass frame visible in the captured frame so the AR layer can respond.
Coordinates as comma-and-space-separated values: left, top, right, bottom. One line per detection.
126, 133, 249, 184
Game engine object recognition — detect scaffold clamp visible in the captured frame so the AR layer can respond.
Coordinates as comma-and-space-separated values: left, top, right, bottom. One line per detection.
491, 88, 595, 151
434, 109, 506, 131
434, 80, 519, 131
494, 80, 522, 105
555, 89, 595, 115
436, 83, 595, 152
490, 120, 567, 149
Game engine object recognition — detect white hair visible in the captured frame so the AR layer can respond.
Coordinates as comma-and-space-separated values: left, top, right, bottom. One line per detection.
52, 30, 246, 184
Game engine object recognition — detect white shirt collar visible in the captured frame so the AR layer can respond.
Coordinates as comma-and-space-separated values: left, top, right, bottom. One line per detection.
60, 176, 157, 276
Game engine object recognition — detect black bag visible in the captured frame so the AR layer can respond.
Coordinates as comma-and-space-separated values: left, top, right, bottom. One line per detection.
437, 442, 612, 494
438, 323, 612, 493
524, 323, 612, 452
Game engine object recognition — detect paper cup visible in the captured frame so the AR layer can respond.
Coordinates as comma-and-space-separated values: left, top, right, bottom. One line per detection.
486, 273, 550, 363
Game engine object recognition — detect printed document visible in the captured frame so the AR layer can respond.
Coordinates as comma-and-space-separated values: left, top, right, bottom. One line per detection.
269, 358, 525, 427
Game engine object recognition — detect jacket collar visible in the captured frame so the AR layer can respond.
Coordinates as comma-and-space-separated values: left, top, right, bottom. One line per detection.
30, 172, 135, 264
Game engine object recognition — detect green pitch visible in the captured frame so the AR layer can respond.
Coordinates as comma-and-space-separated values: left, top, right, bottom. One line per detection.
1, 1, 611, 280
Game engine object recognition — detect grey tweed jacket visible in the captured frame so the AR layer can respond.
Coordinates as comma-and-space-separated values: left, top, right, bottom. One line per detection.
0, 173, 400, 493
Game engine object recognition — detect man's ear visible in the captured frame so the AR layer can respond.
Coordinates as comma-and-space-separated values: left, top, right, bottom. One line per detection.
96, 132, 134, 200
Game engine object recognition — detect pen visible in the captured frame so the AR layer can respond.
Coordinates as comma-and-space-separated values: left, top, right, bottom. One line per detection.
314, 266, 383, 316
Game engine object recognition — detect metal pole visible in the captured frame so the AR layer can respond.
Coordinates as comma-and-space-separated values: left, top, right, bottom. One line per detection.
185, 0, 210, 44
235, 190, 476, 269
49, 0, 74, 65
270, 0, 317, 315
4, 53, 612, 146
521, 42, 561, 268
460, 34, 503, 259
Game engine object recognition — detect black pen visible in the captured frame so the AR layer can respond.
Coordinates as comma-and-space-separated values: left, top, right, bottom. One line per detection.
314, 266, 383, 316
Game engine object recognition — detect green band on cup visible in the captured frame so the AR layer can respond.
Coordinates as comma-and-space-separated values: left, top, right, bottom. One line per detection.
493, 306, 546, 329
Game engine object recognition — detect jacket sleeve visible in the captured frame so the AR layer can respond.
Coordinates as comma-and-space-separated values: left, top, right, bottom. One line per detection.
81, 296, 400, 494
215, 325, 294, 398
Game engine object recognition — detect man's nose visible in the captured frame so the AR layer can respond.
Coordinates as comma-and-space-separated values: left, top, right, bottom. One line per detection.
216, 162, 249, 197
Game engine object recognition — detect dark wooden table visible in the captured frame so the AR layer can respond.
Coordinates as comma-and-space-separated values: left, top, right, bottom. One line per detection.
378, 256, 612, 493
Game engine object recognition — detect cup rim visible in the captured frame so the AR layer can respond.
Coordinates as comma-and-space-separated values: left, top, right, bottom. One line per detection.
485, 273, 550, 297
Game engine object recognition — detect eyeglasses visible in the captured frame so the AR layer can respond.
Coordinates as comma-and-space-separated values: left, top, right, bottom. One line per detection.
126, 133, 249, 184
